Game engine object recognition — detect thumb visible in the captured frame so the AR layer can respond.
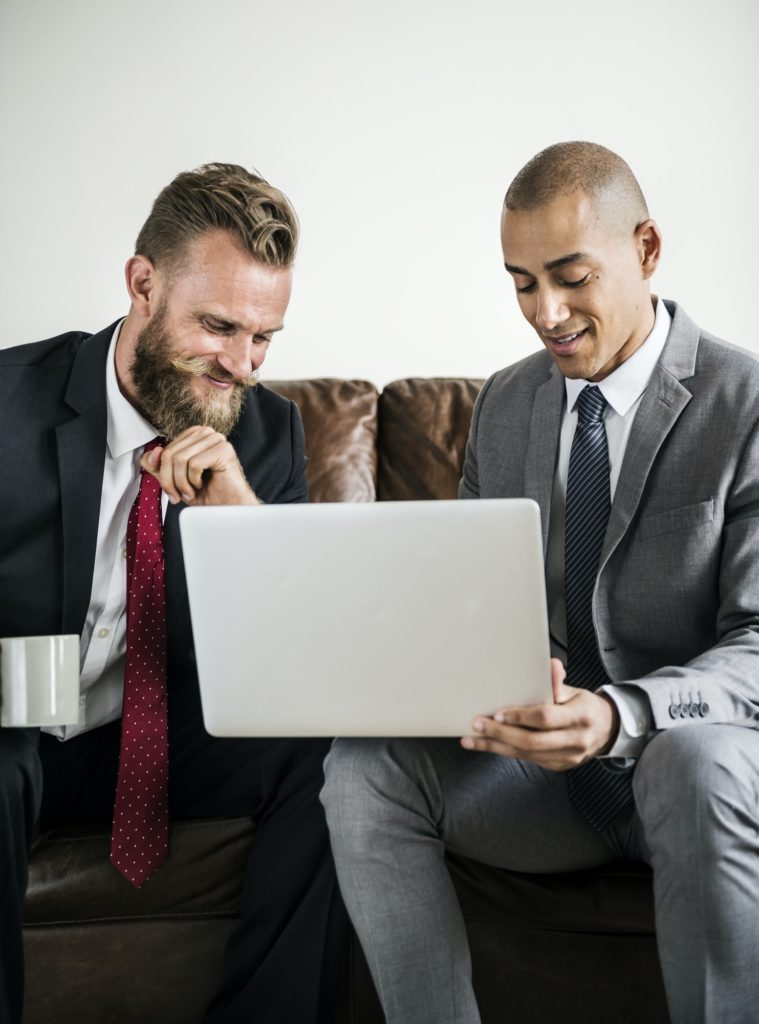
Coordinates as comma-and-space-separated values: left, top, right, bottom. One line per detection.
551, 658, 570, 704
140, 446, 163, 476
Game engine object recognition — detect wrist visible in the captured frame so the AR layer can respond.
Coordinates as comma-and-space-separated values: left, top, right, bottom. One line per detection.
596, 693, 620, 756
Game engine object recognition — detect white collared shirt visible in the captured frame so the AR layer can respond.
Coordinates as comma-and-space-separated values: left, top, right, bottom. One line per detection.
45, 321, 167, 740
545, 297, 672, 758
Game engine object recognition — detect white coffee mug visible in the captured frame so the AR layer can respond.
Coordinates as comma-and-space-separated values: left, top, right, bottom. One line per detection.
0, 635, 81, 727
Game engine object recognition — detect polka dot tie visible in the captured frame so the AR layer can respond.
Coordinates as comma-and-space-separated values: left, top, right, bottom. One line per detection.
110, 438, 170, 887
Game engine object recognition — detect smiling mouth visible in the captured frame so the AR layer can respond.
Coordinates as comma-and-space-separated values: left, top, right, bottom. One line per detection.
202, 374, 235, 390
541, 327, 589, 356
544, 328, 588, 346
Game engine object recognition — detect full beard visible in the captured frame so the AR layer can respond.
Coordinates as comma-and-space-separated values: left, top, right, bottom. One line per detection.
130, 306, 257, 439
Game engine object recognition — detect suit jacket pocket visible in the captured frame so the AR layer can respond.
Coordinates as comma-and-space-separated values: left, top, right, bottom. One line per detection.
638, 498, 714, 540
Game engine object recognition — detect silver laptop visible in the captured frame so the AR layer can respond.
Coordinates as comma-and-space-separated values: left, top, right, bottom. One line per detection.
179, 499, 552, 736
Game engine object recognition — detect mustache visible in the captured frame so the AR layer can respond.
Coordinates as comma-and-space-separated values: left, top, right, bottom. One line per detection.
169, 354, 259, 389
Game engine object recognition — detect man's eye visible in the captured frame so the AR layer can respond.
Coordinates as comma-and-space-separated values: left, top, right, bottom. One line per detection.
561, 274, 592, 289
203, 320, 232, 334
516, 282, 536, 294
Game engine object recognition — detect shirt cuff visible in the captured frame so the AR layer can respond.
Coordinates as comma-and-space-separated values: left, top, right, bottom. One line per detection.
598, 685, 653, 759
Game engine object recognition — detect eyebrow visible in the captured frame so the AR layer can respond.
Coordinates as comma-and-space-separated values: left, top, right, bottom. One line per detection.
504, 252, 590, 275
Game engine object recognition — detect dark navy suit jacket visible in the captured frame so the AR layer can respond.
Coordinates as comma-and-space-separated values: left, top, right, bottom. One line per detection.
0, 320, 308, 696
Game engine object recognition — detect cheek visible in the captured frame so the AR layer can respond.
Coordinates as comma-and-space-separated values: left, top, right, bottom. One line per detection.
178, 331, 224, 359
251, 344, 270, 368
516, 294, 535, 322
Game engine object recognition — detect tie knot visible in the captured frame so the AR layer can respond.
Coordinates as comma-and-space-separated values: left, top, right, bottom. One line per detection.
144, 436, 166, 455
576, 385, 606, 425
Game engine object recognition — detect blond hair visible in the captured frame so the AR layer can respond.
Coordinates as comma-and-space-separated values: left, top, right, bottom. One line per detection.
135, 162, 299, 271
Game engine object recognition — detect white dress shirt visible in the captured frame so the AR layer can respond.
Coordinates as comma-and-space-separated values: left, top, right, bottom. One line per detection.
45, 321, 167, 740
545, 297, 672, 758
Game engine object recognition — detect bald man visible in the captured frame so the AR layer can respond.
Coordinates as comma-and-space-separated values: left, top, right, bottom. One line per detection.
321, 142, 759, 1024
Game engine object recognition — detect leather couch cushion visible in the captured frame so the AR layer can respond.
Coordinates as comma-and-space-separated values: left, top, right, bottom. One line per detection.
23, 919, 233, 1024
24, 820, 255, 1024
449, 855, 657, 933
26, 822, 665, 1024
25, 819, 253, 924
268, 379, 378, 502
377, 378, 484, 500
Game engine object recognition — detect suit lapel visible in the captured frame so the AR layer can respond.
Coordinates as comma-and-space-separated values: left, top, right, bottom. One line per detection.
163, 502, 189, 637
55, 326, 115, 634
599, 300, 698, 571
523, 367, 564, 555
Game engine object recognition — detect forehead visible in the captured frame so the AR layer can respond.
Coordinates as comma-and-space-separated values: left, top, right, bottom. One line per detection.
165, 230, 292, 313
501, 191, 610, 270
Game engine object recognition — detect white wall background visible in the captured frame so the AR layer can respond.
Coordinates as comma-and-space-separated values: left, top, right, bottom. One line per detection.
1, 0, 757, 386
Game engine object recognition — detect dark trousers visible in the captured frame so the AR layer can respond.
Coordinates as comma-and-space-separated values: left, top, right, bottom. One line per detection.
0, 680, 348, 1024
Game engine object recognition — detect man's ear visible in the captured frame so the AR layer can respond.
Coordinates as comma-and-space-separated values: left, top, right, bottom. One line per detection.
125, 254, 159, 318
635, 219, 662, 281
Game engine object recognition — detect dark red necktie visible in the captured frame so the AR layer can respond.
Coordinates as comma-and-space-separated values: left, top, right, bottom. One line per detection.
110, 438, 170, 887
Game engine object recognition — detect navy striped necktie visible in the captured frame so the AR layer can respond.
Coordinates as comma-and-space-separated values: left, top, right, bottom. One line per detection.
564, 385, 633, 831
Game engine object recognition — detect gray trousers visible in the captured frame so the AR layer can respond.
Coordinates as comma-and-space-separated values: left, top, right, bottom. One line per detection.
321, 725, 759, 1024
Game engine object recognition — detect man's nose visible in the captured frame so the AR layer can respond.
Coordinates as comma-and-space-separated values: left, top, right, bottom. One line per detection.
217, 335, 259, 380
535, 289, 570, 331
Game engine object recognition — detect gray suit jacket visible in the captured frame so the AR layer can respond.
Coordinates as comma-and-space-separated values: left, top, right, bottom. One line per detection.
460, 300, 759, 733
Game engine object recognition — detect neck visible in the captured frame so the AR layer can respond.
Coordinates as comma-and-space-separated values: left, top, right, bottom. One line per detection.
114, 310, 142, 407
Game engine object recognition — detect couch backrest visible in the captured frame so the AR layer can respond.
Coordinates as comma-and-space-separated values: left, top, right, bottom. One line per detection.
377, 378, 484, 501
268, 377, 484, 503
268, 379, 378, 502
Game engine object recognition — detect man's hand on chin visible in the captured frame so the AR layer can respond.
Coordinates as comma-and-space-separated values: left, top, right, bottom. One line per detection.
461, 657, 620, 770
141, 426, 261, 507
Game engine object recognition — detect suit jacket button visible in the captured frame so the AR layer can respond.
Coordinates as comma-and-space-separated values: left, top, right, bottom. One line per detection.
699, 702, 710, 717
679, 703, 690, 718
669, 704, 680, 719
689, 703, 699, 717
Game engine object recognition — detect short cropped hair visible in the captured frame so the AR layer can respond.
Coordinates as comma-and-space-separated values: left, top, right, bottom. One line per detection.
504, 141, 648, 223
135, 162, 299, 271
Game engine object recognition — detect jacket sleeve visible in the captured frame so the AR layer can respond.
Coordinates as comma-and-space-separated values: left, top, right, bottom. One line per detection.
271, 399, 309, 505
458, 374, 498, 500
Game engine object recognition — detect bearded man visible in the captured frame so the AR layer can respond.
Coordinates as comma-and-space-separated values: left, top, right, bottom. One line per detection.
0, 164, 347, 1024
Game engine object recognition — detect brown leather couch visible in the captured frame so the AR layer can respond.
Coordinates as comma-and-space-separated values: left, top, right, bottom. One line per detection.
23, 378, 670, 1024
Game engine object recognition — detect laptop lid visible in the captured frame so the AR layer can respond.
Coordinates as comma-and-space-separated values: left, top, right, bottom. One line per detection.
179, 499, 552, 736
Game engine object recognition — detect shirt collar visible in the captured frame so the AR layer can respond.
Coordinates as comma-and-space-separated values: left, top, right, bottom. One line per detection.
106, 320, 161, 458
564, 297, 672, 417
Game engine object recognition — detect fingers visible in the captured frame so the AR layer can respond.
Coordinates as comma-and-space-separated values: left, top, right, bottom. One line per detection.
460, 725, 587, 770
462, 715, 589, 768
140, 426, 242, 505
551, 657, 568, 702
494, 701, 567, 730
161, 427, 226, 503
472, 659, 570, 733
461, 688, 617, 769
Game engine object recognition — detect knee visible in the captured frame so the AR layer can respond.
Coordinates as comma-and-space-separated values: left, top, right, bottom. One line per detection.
321, 738, 427, 853
634, 726, 756, 856
320, 739, 382, 838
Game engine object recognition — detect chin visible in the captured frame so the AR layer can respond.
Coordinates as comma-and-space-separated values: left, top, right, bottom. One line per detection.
548, 357, 589, 381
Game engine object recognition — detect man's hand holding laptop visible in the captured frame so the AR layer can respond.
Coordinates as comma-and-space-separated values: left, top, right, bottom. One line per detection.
461, 657, 620, 769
